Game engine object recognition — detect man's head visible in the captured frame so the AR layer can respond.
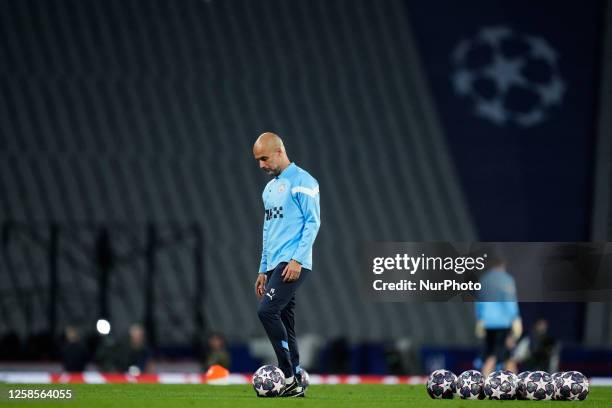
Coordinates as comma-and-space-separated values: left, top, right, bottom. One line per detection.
534, 319, 549, 335
208, 332, 226, 351
253, 132, 290, 177
490, 258, 507, 269
65, 326, 80, 343
129, 324, 146, 348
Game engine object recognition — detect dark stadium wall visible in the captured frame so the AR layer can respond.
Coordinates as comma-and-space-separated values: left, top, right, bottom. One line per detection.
406, 0, 604, 342
0, 0, 480, 345
0, 0, 605, 348
407, 0, 602, 241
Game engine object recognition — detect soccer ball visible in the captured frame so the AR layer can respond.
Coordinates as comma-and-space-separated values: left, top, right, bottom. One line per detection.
524, 371, 555, 400
451, 26, 565, 127
551, 372, 564, 399
516, 371, 531, 400
455, 370, 485, 399
554, 371, 589, 401
484, 370, 518, 399
252, 365, 285, 397
426, 369, 456, 399
298, 368, 310, 389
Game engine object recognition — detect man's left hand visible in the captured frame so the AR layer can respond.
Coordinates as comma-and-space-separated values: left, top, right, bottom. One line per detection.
282, 260, 302, 282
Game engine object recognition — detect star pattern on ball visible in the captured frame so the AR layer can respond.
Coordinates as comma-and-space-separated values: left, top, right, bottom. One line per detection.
491, 385, 503, 399
498, 372, 510, 384
272, 379, 285, 394
536, 378, 548, 391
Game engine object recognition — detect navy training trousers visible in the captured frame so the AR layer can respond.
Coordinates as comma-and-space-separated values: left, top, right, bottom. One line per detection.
257, 262, 310, 378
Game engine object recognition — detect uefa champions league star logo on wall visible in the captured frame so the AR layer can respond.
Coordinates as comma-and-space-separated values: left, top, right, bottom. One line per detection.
451, 26, 566, 128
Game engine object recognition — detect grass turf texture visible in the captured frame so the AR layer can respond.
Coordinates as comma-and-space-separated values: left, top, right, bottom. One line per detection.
0, 384, 610, 407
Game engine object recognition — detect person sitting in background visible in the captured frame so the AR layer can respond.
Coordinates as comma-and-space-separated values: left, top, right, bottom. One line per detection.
513, 319, 558, 372
202, 332, 230, 371
117, 324, 152, 374
61, 326, 89, 372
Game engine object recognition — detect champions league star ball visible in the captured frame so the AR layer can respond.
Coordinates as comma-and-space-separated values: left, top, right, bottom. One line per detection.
426, 369, 457, 399
551, 372, 564, 399
554, 371, 589, 401
552, 371, 564, 381
298, 368, 310, 389
516, 371, 531, 400
524, 371, 555, 400
252, 365, 285, 397
455, 370, 485, 400
484, 370, 518, 400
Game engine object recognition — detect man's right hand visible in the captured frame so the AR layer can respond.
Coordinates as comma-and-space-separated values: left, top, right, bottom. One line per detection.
511, 317, 523, 340
475, 320, 485, 339
255, 274, 267, 299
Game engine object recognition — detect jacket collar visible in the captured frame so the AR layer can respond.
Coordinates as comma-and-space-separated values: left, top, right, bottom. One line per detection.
276, 162, 297, 179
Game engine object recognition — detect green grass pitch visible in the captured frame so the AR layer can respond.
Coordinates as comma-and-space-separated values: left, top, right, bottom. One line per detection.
0, 384, 610, 407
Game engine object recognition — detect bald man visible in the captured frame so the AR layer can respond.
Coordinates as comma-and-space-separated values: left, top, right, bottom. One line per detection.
253, 132, 321, 397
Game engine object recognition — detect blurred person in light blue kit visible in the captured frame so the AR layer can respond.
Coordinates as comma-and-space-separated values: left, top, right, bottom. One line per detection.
475, 257, 522, 376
